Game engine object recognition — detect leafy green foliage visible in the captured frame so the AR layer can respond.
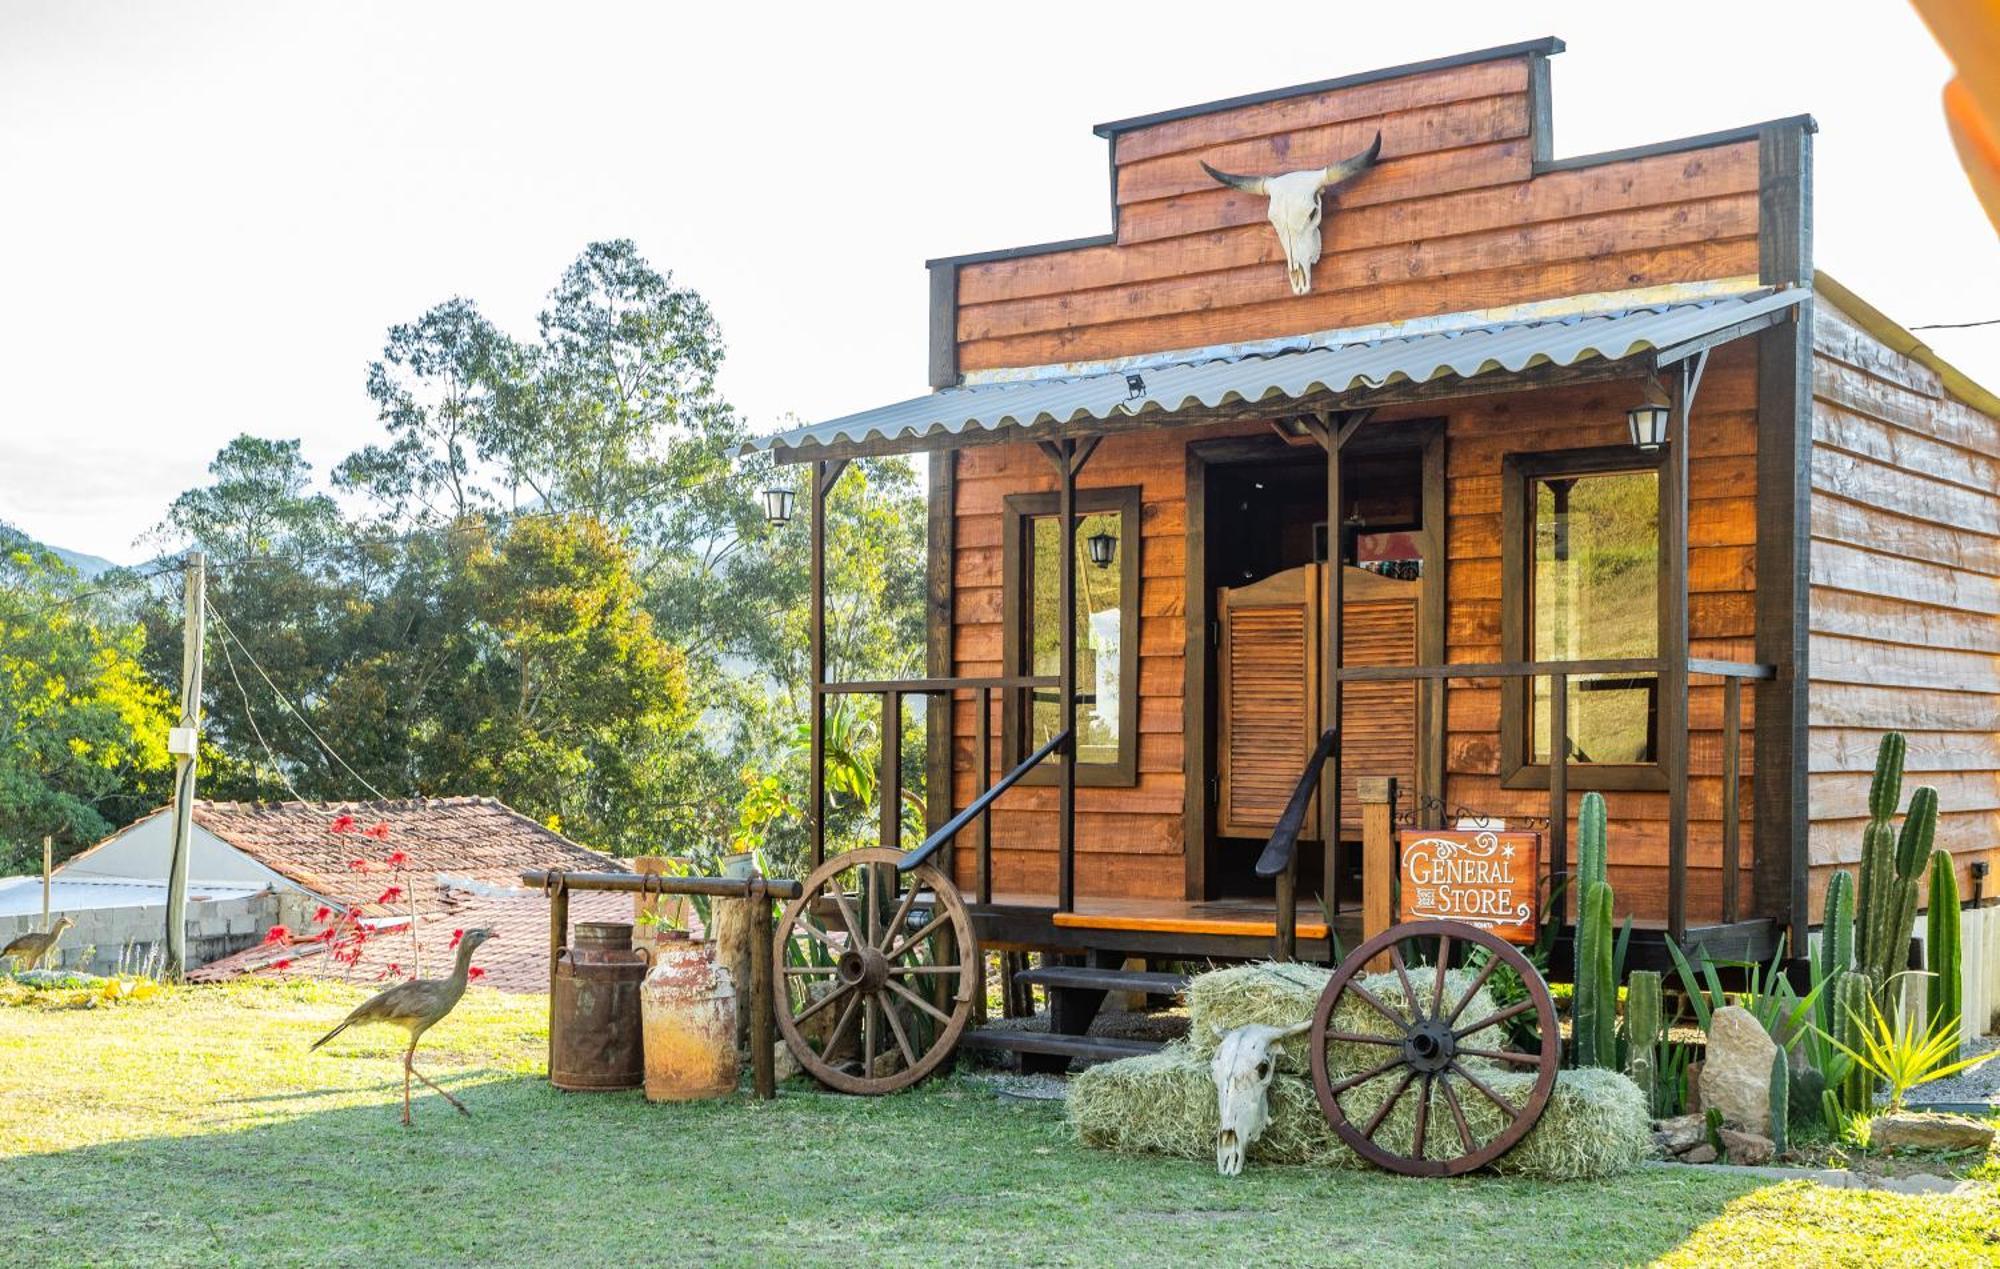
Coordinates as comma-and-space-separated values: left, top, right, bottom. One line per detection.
1818, 980, 1998, 1112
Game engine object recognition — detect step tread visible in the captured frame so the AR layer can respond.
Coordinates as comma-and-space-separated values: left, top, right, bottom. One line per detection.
959, 1029, 1162, 1060
1012, 965, 1190, 995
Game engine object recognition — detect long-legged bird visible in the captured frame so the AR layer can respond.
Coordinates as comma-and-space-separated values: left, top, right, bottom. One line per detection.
311, 927, 496, 1125
3, 915, 74, 971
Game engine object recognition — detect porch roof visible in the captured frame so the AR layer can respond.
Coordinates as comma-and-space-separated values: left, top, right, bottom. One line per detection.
747, 287, 1807, 460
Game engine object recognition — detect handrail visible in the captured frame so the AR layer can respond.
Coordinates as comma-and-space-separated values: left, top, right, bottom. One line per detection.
899, 728, 1070, 874
1255, 727, 1338, 881
1333, 656, 1775, 683
816, 674, 1057, 696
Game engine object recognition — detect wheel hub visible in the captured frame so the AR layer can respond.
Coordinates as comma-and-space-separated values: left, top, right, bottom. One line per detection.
837, 945, 890, 991
1401, 1018, 1457, 1074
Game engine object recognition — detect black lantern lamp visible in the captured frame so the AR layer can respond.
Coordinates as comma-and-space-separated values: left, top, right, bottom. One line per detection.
1086, 526, 1118, 569
1627, 401, 1672, 451
762, 486, 796, 527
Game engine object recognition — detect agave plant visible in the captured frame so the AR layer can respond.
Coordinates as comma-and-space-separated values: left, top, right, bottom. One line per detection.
1818, 980, 1998, 1112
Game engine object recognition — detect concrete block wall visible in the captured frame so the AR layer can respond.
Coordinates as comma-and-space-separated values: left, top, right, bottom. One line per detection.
0, 889, 316, 977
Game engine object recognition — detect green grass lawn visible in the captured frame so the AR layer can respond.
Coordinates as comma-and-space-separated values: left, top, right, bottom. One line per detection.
2, 982, 1997, 1267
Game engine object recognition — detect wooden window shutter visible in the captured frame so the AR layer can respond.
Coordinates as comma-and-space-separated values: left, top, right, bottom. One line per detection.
1217, 565, 1321, 840
1338, 569, 1421, 838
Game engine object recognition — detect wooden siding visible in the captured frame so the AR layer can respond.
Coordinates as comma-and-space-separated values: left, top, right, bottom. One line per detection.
1806, 302, 2000, 920
949, 53, 1760, 375
1433, 348, 1761, 926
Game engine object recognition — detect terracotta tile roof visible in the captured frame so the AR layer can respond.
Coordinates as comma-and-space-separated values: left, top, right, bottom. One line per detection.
185, 797, 620, 914
190, 888, 636, 994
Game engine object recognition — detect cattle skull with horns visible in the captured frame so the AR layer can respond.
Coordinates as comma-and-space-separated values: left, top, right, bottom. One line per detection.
1211, 1020, 1311, 1175
1201, 131, 1382, 296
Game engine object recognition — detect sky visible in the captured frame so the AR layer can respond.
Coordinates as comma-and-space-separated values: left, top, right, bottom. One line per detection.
3, 1, 1996, 561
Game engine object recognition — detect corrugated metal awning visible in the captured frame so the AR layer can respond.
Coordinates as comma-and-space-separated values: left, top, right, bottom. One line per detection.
747, 288, 1806, 458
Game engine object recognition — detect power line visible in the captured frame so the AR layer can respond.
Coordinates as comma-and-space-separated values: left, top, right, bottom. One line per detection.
204, 595, 391, 801
209, 608, 307, 803
1908, 317, 2000, 331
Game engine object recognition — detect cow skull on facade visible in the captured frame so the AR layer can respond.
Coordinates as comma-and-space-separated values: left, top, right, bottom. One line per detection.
1201, 132, 1382, 296
1211, 1020, 1311, 1175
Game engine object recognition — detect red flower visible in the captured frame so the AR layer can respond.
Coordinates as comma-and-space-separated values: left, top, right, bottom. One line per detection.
346, 858, 368, 872
315, 925, 340, 943
376, 886, 403, 905
329, 814, 357, 834
312, 906, 333, 923
261, 925, 292, 946
363, 822, 391, 840
269, 958, 293, 971
448, 928, 465, 950
384, 849, 409, 868
467, 967, 486, 982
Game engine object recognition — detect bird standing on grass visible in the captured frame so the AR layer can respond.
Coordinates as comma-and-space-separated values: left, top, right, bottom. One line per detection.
3, 915, 74, 971
311, 927, 496, 1125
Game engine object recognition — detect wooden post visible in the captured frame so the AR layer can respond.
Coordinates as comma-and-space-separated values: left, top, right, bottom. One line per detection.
1057, 441, 1078, 914
809, 462, 830, 870
976, 686, 993, 905
41, 836, 51, 929
1663, 361, 1698, 942
749, 877, 776, 1100
1325, 436, 1343, 917
1722, 675, 1742, 924
165, 549, 205, 980
546, 873, 568, 1076
1359, 777, 1397, 966
1550, 672, 1569, 921
879, 691, 901, 853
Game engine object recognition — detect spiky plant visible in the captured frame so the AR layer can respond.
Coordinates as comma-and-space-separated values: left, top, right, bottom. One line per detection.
1926, 849, 1963, 1063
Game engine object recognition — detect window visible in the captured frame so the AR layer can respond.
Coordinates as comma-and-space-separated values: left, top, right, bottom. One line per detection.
1002, 487, 1141, 786
1501, 448, 1665, 790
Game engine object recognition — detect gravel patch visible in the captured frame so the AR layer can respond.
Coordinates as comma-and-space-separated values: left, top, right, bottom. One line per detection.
1902, 1034, 2000, 1107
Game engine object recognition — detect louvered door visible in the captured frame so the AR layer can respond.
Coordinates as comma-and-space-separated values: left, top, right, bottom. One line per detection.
1337, 568, 1421, 838
1217, 565, 1321, 840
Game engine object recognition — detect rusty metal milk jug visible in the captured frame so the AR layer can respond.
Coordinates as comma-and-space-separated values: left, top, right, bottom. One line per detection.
639, 930, 739, 1101
551, 920, 648, 1091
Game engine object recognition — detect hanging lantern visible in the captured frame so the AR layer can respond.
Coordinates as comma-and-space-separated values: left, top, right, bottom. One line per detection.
1087, 527, 1118, 569
761, 486, 796, 527
1627, 402, 1672, 451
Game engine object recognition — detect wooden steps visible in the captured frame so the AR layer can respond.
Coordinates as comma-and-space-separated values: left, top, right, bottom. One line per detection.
958, 1030, 1161, 1064
1050, 910, 1330, 940
1012, 964, 1190, 996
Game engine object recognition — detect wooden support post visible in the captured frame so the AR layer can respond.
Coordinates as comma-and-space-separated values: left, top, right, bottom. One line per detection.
1311, 412, 1366, 920
1274, 865, 1297, 963
1550, 671, 1569, 921
749, 877, 776, 1100
809, 462, 829, 870
546, 873, 568, 1076
1039, 437, 1097, 915
880, 690, 902, 853
1359, 777, 1397, 968
1722, 675, 1743, 925
1663, 360, 1698, 942
976, 686, 993, 905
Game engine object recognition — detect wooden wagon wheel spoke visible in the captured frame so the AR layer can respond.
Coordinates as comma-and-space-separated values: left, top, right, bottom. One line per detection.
1361, 1069, 1417, 1139
1445, 953, 1503, 1026
1388, 944, 1424, 1022
883, 975, 955, 1025
1453, 998, 1535, 1039
1438, 1070, 1477, 1154
1326, 1054, 1404, 1098
1309, 920, 1558, 1178
773, 848, 978, 1095
1450, 1060, 1521, 1119
1456, 1047, 1544, 1067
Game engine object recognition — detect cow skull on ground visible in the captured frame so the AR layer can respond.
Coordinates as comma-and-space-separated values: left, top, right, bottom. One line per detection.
1201, 132, 1382, 296
1211, 1020, 1311, 1176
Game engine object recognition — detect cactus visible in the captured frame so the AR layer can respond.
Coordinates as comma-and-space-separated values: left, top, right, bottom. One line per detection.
1573, 878, 1617, 1067
1624, 969, 1663, 1107
1791, 1063, 1826, 1130
1852, 733, 1940, 1009
1927, 848, 1963, 1062
1578, 791, 1609, 892
1768, 1047, 1790, 1157
1831, 969, 1874, 1115
1817, 868, 1855, 1033
1853, 733, 1904, 974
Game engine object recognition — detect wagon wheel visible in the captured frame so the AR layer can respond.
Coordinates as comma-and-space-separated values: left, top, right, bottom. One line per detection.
773, 847, 979, 1095
1307, 919, 1559, 1177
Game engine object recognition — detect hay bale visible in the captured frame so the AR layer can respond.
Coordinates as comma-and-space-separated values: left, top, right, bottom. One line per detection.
1186, 961, 1507, 1076
1067, 1046, 1650, 1181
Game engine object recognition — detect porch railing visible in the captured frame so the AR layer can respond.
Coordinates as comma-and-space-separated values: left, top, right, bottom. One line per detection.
1266, 655, 1774, 961
812, 674, 1059, 904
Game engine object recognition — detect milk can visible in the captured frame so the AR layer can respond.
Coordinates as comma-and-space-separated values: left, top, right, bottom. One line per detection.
551, 920, 649, 1092
639, 930, 740, 1101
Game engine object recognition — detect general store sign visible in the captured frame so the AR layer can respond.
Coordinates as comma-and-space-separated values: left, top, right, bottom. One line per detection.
1398, 830, 1539, 944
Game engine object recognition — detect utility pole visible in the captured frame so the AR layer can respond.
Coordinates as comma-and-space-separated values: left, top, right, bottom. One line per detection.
41, 835, 51, 929
164, 550, 205, 979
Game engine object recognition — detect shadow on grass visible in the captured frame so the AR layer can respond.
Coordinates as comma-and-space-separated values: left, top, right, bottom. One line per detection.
0, 1063, 1783, 1268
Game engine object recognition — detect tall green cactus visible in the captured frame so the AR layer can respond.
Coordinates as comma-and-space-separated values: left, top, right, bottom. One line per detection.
1769, 1047, 1790, 1157
1818, 869, 1854, 1032
1624, 969, 1663, 1110
1574, 878, 1616, 1068
1832, 969, 1874, 1115
1578, 791, 1608, 892
1854, 733, 1905, 973
1927, 848, 1963, 1062
1853, 733, 1940, 1007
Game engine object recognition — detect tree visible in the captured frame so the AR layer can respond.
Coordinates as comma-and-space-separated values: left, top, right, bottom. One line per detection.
0, 529, 174, 869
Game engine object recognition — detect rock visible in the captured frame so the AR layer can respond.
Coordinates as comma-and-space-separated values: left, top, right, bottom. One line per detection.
1680, 1144, 1718, 1164
1869, 1112, 1998, 1154
1685, 1060, 1703, 1115
1718, 1128, 1775, 1166
1699, 1005, 1777, 1135
772, 1040, 801, 1085
1655, 1113, 1708, 1153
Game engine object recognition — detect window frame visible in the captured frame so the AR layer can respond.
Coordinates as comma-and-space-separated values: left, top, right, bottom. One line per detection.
1498, 445, 1669, 793
1000, 485, 1142, 788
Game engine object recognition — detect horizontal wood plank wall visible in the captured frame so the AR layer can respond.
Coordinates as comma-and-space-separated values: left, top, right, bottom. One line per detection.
1430, 347, 1761, 926
949, 423, 1260, 901
952, 55, 1760, 375
1806, 302, 2000, 921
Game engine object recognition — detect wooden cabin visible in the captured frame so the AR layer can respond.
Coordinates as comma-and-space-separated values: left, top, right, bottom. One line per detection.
752, 38, 2000, 1011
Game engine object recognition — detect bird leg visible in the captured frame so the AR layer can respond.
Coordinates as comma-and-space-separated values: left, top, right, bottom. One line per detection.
401, 1049, 414, 1126
408, 1056, 471, 1117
